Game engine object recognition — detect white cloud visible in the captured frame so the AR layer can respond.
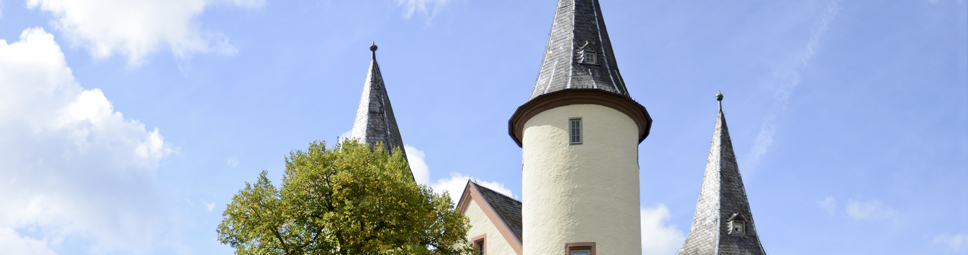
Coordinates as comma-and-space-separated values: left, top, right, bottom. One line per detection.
817, 196, 837, 215
845, 199, 896, 221
404, 145, 430, 185
339, 130, 353, 142
431, 173, 513, 206
935, 233, 968, 253
27, 0, 265, 65
202, 201, 216, 212
226, 157, 239, 168
640, 204, 686, 255
0, 27, 171, 253
745, 0, 841, 170
0, 228, 57, 255
394, 0, 451, 19
396, 144, 509, 207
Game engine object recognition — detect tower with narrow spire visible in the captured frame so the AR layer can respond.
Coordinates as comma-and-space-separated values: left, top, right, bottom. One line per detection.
677, 92, 767, 255
508, 0, 652, 254
351, 42, 408, 162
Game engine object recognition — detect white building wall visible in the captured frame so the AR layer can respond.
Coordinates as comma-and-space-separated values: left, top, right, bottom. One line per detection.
464, 197, 519, 255
522, 104, 642, 255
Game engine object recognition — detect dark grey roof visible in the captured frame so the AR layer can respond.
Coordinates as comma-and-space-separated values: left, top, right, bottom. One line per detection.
473, 182, 523, 244
350, 43, 407, 161
678, 98, 767, 255
529, 0, 630, 100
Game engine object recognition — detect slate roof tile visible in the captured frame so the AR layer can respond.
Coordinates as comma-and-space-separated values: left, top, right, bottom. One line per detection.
472, 182, 523, 244
678, 96, 767, 255
350, 43, 408, 161
530, 0, 631, 101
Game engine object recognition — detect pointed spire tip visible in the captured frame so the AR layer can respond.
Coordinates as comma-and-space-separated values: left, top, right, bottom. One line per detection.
369, 41, 378, 60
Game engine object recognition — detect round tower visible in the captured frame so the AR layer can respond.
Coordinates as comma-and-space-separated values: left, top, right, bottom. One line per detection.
508, 1, 652, 254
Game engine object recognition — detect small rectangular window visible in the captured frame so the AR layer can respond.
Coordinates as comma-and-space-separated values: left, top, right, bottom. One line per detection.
584, 51, 597, 65
569, 118, 582, 145
565, 242, 596, 255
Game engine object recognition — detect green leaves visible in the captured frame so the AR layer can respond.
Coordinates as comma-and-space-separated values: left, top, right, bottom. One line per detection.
218, 140, 472, 255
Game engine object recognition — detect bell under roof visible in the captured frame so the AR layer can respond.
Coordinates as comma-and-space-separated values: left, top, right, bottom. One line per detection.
350, 43, 408, 162
529, 0, 631, 100
678, 93, 767, 255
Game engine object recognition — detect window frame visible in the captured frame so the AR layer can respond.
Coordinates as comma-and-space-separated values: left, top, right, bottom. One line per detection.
583, 50, 597, 65
472, 234, 486, 255
729, 220, 746, 235
565, 242, 596, 255
727, 213, 747, 236
569, 117, 583, 145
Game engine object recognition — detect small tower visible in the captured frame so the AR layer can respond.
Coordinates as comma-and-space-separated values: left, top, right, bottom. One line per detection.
351, 42, 408, 162
508, 0, 652, 254
677, 92, 768, 255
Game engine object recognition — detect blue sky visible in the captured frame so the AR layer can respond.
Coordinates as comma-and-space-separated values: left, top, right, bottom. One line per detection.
0, 0, 965, 254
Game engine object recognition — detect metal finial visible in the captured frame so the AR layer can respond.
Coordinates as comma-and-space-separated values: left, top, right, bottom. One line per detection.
370, 42, 378, 60
716, 91, 723, 101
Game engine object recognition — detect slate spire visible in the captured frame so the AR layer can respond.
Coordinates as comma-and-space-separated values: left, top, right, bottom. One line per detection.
678, 93, 767, 255
509, 0, 652, 146
350, 42, 408, 162
530, 0, 630, 100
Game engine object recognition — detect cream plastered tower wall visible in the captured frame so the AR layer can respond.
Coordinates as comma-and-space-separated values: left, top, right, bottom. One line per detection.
522, 104, 641, 255
464, 198, 518, 255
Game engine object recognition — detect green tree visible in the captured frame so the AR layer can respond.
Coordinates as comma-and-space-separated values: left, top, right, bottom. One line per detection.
217, 140, 473, 255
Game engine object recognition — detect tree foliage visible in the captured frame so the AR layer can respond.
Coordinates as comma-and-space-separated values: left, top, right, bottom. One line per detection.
218, 140, 473, 255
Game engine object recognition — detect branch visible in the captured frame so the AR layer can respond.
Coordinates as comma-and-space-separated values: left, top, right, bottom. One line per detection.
272, 228, 291, 255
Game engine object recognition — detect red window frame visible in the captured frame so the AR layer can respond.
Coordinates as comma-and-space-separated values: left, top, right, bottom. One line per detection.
472, 234, 486, 255
565, 242, 596, 255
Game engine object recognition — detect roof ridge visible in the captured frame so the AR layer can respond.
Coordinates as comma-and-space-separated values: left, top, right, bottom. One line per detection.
470, 182, 523, 245
471, 182, 521, 203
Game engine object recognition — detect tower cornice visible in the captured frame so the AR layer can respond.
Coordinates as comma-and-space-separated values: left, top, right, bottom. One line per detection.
508, 89, 651, 147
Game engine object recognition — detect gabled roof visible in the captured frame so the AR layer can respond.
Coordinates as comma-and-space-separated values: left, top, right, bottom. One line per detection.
529, 0, 630, 100
350, 43, 407, 162
678, 93, 767, 255
457, 181, 523, 255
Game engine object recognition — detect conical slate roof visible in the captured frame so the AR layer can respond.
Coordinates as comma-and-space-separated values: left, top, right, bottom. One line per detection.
350, 43, 407, 161
509, 0, 651, 147
678, 93, 767, 255
530, 0, 630, 100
